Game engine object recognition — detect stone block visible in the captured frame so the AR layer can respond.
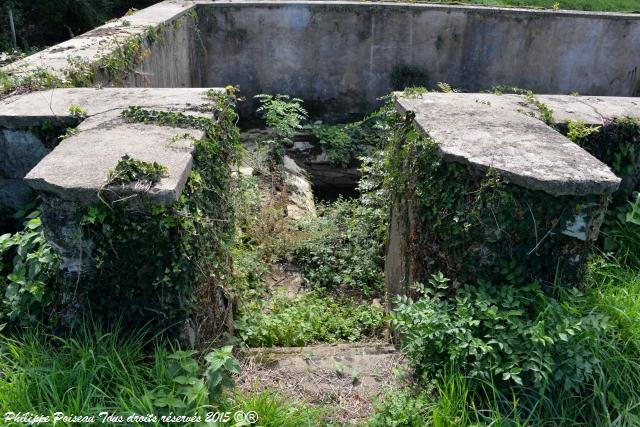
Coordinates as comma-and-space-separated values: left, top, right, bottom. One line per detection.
0, 179, 35, 212
0, 129, 50, 179
386, 93, 622, 296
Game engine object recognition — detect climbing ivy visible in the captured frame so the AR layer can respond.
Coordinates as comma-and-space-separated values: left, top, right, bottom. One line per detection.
384, 109, 604, 288
106, 154, 167, 185
76, 89, 241, 331
564, 117, 640, 202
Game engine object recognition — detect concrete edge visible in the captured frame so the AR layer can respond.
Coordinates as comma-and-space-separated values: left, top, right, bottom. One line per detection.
193, 0, 640, 20
393, 93, 622, 196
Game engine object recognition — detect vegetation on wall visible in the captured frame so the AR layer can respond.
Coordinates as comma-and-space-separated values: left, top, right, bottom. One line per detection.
420, 0, 639, 12
369, 88, 640, 426
2, 89, 238, 335
385, 109, 600, 286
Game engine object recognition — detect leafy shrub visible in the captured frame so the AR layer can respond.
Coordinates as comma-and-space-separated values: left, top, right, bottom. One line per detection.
392, 273, 609, 392
305, 121, 361, 167
0, 211, 59, 329
106, 154, 167, 185
567, 117, 640, 201
294, 197, 387, 297
368, 389, 432, 427
235, 290, 385, 347
566, 119, 601, 144
255, 94, 307, 167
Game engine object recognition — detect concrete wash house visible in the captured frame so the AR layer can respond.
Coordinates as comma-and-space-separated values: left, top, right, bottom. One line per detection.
1, 0, 640, 299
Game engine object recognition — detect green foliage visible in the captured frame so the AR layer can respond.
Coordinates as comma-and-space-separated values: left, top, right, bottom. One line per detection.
294, 197, 387, 297
601, 192, 640, 267
0, 322, 240, 419
98, 33, 148, 81
305, 121, 357, 167
225, 390, 326, 427
436, 82, 459, 93
106, 154, 168, 185
368, 389, 432, 427
393, 274, 610, 392
524, 90, 554, 125
0, 212, 59, 329
255, 94, 307, 166
566, 119, 601, 143
0, 57, 97, 98
235, 290, 385, 347
567, 117, 640, 198
204, 346, 241, 398
68, 104, 88, 119
0, 1, 162, 50
77, 90, 240, 330
63, 56, 96, 87
588, 256, 640, 345
385, 115, 600, 285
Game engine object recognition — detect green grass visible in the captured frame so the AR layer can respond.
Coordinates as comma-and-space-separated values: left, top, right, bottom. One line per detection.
235, 289, 386, 347
421, 0, 640, 12
373, 254, 640, 426
0, 322, 324, 426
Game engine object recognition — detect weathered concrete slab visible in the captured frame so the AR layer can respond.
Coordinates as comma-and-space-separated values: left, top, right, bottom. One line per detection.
449, 93, 640, 125
395, 93, 621, 196
0, 87, 213, 128
535, 95, 640, 125
0, 88, 222, 206
2, 1, 200, 88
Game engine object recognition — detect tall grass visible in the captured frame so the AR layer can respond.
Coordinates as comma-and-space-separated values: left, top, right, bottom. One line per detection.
0, 321, 160, 416
372, 252, 640, 426
0, 322, 326, 426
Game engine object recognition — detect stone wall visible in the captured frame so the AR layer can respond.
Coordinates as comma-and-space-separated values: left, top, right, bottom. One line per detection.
197, 1, 640, 119
5, 1, 640, 121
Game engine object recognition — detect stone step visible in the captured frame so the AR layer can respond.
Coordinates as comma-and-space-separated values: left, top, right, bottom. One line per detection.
238, 343, 404, 424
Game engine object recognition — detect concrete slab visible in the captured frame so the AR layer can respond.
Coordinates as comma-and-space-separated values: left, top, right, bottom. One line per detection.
395, 93, 621, 196
1, 1, 198, 79
535, 95, 640, 125
454, 93, 640, 125
0, 88, 214, 128
0, 88, 223, 206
